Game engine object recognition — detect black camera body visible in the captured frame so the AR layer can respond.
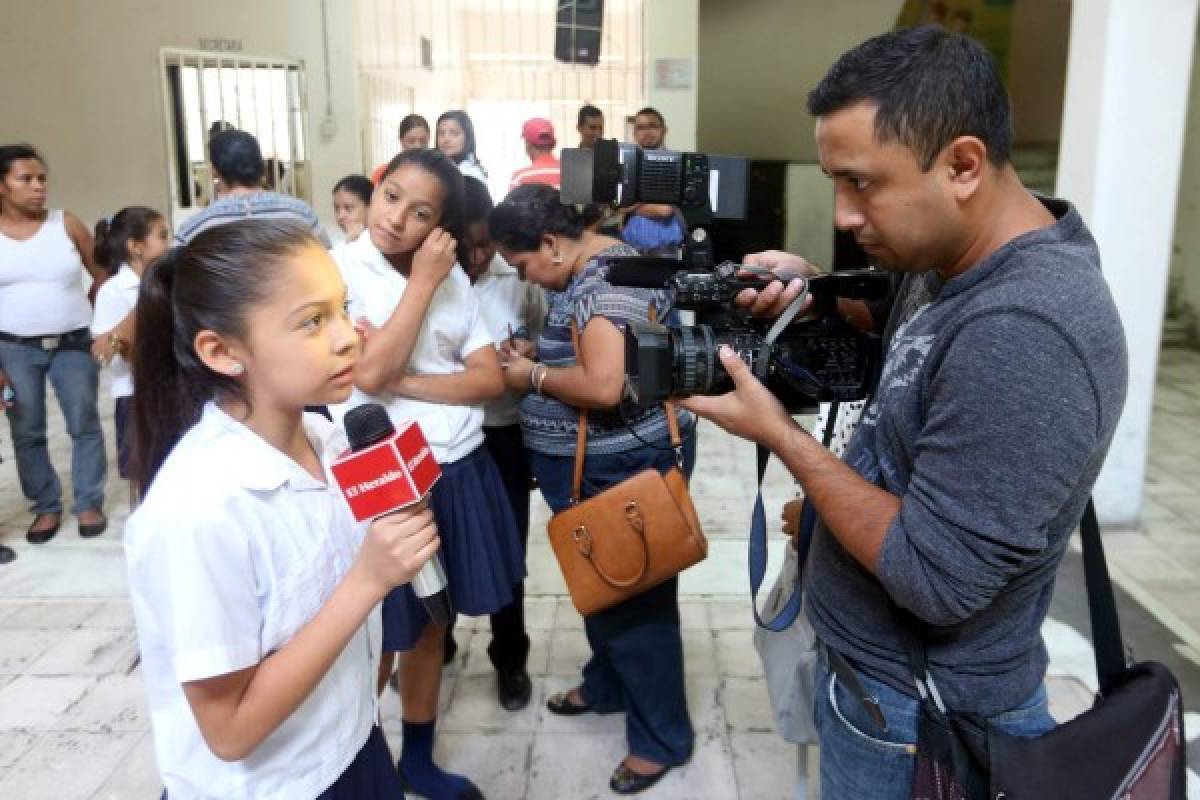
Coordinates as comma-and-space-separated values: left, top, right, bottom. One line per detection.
616, 265, 888, 413
561, 139, 748, 226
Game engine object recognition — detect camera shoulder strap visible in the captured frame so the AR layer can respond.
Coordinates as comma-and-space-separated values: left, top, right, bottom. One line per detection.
749, 400, 838, 631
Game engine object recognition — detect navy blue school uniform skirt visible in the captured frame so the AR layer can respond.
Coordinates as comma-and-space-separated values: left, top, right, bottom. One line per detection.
162, 726, 401, 800
382, 444, 525, 651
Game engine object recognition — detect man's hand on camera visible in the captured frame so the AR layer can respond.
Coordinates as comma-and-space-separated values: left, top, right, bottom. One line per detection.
735, 250, 823, 318
678, 345, 798, 452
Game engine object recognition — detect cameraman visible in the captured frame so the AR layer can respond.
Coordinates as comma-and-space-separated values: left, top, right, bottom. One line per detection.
681, 26, 1128, 799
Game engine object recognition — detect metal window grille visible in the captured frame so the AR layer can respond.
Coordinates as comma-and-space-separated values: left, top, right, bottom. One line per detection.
159, 49, 311, 226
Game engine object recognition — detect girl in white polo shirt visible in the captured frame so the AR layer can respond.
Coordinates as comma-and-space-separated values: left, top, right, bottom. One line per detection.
124, 219, 441, 800
89, 206, 169, 484
333, 149, 523, 800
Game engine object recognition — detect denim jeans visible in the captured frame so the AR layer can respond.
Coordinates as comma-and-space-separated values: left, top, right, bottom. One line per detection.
0, 338, 106, 515
529, 430, 697, 766
813, 647, 1056, 800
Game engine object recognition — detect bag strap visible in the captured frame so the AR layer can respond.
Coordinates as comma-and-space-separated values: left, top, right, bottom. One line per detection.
1080, 498, 1127, 693
750, 401, 839, 632
571, 506, 652, 588
567, 303, 681, 505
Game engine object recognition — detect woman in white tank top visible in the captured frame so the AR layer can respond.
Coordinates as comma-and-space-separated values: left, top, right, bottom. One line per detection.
0, 144, 110, 548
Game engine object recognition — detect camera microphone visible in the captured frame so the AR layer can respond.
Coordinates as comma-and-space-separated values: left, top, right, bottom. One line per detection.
605, 257, 684, 289
333, 403, 453, 625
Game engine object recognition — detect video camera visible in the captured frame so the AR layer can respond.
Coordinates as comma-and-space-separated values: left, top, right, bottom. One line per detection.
560, 138, 748, 226
561, 140, 889, 413
613, 259, 887, 412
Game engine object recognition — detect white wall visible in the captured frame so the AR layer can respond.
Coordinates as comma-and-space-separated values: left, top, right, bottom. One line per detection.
644, 0, 699, 151
0, 1, 361, 232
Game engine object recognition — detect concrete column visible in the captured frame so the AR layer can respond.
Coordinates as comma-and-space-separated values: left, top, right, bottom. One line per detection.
1056, 0, 1199, 526
643, 0, 698, 150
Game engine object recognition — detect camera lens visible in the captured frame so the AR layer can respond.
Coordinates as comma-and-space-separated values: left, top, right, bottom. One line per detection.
672, 325, 719, 395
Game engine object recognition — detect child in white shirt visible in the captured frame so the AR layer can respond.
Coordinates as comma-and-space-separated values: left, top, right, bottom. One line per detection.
124, 218, 440, 799
90, 206, 169, 480
332, 149, 523, 800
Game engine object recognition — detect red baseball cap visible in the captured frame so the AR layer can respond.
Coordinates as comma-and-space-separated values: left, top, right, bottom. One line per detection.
521, 118, 556, 148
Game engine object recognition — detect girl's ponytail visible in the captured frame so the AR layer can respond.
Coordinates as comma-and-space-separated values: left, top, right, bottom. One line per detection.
130, 246, 200, 494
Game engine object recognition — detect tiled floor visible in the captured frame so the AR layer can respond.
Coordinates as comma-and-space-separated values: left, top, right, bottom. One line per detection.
0, 349, 1197, 799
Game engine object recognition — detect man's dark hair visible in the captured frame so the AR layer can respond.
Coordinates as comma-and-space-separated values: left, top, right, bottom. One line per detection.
807, 25, 1012, 170
578, 104, 603, 126
634, 107, 665, 126
208, 130, 265, 188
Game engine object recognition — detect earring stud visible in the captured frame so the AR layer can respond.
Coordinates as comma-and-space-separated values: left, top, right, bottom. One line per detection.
230, 362, 246, 376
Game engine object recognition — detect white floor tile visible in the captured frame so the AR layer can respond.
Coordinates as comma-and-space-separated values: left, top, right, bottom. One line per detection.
0, 675, 96, 729
0, 730, 140, 800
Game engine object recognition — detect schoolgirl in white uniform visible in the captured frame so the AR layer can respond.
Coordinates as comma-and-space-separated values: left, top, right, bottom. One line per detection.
332, 149, 523, 800
451, 176, 546, 710
124, 219, 440, 800
89, 206, 170, 480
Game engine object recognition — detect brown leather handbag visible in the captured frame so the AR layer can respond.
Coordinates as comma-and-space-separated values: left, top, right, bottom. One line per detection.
547, 321, 707, 616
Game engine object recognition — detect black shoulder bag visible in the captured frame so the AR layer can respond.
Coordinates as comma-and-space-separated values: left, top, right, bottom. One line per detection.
899, 499, 1187, 800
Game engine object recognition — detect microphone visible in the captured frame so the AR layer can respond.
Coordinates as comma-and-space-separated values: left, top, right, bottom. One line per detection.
605, 257, 683, 289
332, 404, 453, 625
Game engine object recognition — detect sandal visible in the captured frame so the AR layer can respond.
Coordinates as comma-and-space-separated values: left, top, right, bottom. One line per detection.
26, 513, 61, 545
545, 688, 593, 716
609, 762, 672, 795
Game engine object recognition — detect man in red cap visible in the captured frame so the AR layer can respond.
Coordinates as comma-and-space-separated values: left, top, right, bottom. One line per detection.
509, 118, 561, 190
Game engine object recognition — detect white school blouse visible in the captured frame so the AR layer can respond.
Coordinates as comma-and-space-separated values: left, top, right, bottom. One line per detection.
331, 234, 494, 463
471, 254, 547, 427
124, 404, 380, 800
89, 264, 140, 399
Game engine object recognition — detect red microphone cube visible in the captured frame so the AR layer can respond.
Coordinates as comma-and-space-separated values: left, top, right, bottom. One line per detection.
331, 421, 441, 521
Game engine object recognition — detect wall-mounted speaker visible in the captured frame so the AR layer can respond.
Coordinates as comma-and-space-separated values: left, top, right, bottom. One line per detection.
555, 0, 604, 65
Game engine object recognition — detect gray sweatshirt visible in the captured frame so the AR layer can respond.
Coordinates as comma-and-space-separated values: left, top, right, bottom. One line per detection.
806, 197, 1128, 716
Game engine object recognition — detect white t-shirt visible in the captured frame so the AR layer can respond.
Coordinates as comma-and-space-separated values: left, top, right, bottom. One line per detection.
471, 255, 547, 427
331, 235, 494, 463
124, 404, 380, 800
0, 209, 92, 336
90, 264, 140, 399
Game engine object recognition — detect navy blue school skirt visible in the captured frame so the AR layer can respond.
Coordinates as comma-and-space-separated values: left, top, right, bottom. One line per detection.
382, 444, 525, 651
162, 726, 401, 800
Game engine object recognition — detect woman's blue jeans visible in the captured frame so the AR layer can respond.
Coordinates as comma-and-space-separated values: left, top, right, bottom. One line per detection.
814, 647, 1056, 799
0, 339, 106, 515
529, 431, 697, 767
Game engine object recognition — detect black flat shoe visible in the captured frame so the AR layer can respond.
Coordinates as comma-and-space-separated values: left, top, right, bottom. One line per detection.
545, 688, 593, 716
26, 514, 61, 544
0, 544, 15, 564
497, 669, 532, 711
609, 763, 672, 795
78, 511, 107, 538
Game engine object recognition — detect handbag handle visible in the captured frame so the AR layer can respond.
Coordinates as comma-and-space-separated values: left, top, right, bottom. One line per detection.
571, 501, 652, 588
567, 306, 682, 505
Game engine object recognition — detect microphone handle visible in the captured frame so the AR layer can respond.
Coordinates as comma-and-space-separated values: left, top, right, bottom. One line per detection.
374, 507, 454, 626
411, 552, 453, 626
